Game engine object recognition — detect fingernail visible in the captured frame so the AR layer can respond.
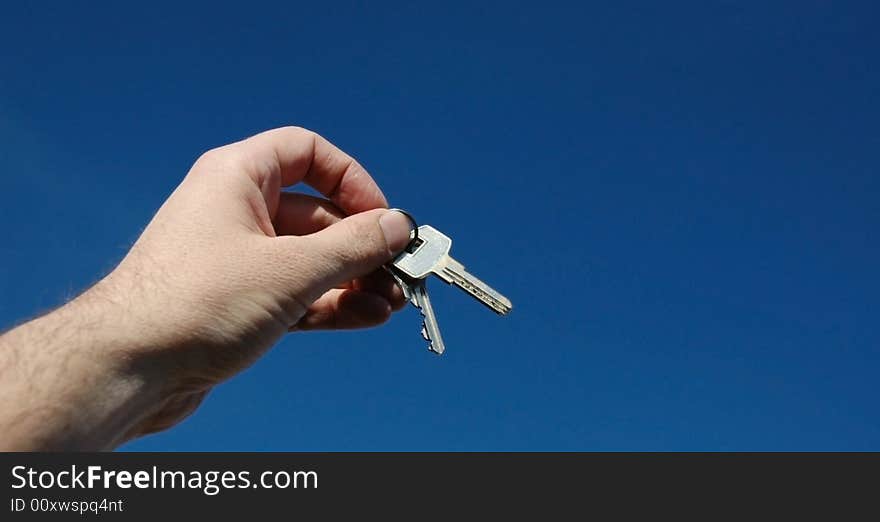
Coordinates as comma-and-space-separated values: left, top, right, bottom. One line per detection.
379, 210, 414, 253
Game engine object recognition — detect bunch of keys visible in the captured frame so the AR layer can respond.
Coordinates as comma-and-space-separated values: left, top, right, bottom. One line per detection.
386, 209, 513, 355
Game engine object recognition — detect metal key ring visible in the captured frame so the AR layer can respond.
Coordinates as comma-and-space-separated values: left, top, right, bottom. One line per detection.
388, 208, 419, 244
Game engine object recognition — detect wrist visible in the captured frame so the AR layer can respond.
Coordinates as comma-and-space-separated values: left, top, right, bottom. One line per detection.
0, 279, 172, 450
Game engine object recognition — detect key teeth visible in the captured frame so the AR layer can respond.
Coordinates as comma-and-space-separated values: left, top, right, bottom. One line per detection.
421, 319, 436, 353
417, 304, 441, 354
395, 273, 444, 355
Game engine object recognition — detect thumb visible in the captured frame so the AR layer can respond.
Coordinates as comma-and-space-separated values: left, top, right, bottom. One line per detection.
295, 208, 414, 293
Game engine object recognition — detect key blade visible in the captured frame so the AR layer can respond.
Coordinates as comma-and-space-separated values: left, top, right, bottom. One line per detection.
440, 259, 513, 315
411, 281, 445, 355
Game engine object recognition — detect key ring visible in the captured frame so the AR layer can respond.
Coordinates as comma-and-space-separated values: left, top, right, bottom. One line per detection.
388, 208, 419, 244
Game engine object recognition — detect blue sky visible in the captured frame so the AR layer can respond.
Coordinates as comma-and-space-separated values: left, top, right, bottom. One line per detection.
1, 2, 877, 450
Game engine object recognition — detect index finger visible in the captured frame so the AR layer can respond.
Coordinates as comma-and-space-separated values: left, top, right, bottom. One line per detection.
238, 126, 388, 214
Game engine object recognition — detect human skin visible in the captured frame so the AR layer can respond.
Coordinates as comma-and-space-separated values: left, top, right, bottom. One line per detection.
0, 126, 414, 451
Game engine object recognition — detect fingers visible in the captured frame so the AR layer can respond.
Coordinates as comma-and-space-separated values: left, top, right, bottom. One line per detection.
353, 269, 408, 311
275, 208, 413, 298
294, 288, 392, 330
274, 192, 344, 236
237, 127, 388, 214
272, 194, 408, 311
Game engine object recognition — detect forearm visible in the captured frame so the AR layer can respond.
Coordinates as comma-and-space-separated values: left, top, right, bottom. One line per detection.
0, 280, 167, 451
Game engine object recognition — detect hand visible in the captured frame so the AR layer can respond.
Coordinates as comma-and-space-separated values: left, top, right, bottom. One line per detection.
0, 127, 414, 450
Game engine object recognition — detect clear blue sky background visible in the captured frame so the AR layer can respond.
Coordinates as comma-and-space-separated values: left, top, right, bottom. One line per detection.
1, 2, 877, 450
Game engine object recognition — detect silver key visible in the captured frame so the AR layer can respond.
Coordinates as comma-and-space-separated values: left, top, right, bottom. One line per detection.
385, 268, 444, 355
392, 225, 513, 315
410, 279, 445, 355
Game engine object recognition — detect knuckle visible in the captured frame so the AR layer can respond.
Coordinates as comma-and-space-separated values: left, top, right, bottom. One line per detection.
275, 125, 317, 142
194, 146, 225, 165
192, 145, 244, 173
